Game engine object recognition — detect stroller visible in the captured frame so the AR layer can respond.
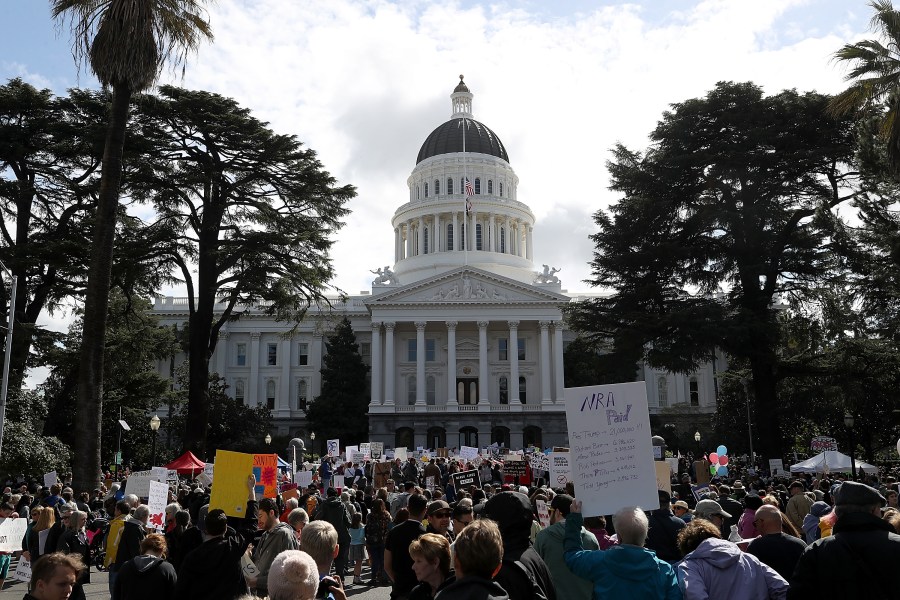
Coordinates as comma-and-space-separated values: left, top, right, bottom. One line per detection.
86, 516, 109, 570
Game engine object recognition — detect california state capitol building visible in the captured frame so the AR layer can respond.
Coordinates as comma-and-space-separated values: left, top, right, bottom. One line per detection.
151, 77, 724, 451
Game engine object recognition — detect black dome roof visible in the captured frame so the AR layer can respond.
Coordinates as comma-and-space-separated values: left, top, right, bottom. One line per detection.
416, 118, 509, 165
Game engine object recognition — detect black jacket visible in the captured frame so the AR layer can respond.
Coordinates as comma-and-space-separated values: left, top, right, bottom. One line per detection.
645, 509, 686, 562
114, 555, 177, 600
789, 511, 900, 600
113, 518, 147, 569
174, 500, 258, 600
57, 530, 91, 583
434, 575, 509, 600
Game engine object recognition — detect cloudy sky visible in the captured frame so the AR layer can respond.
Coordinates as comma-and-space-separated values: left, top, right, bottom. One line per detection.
1, 0, 877, 382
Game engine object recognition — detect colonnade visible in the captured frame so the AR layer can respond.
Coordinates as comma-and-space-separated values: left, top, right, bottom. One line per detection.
394, 211, 533, 262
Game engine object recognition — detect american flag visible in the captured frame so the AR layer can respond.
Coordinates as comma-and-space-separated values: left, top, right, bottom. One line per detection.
465, 178, 474, 214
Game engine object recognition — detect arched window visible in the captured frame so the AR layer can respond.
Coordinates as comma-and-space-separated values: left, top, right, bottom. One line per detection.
395, 427, 414, 449
492, 426, 510, 449
408, 376, 416, 405
459, 426, 478, 448
499, 181, 503, 197
487, 179, 493, 194
447, 224, 454, 251
416, 186, 420, 200
500, 227, 506, 253
658, 376, 668, 408
427, 427, 446, 449
447, 178, 454, 195
519, 376, 527, 404
435, 180, 440, 195
424, 227, 429, 254
523, 425, 543, 448
234, 379, 245, 404
689, 376, 700, 406
499, 376, 508, 404
266, 380, 276, 410
474, 177, 481, 194
426, 376, 436, 405
476, 223, 483, 250
297, 379, 308, 410
424, 182, 428, 198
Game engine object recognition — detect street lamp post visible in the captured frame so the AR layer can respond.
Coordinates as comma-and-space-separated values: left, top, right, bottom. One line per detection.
149, 414, 161, 467
0, 262, 18, 458
741, 377, 755, 465
694, 430, 701, 454
265, 433, 272, 448
844, 413, 857, 481
310, 431, 316, 462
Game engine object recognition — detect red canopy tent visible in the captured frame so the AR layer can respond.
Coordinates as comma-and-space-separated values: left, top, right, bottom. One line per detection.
165, 451, 205, 475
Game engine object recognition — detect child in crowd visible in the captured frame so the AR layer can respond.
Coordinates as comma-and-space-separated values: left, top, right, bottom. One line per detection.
348, 512, 367, 585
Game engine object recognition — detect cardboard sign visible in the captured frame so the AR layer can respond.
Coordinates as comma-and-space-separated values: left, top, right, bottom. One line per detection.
150, 466, 168, 483
565, 382, 658, 517
359, 443, 371, 458
395, 447, 408, 461
694, 460, 710, 484
147, 480, 169, 531
655, 461, 672, 494
166, 470, 179, 486
351, 452, 366, 464
295, 470, 313, 488
124, 470, 153, 499
43, 471, 58, 489
253, 454, 279, 498
452, 469, 481, 490
0, 517, 28, 552
665, 457, 679, 474
209, 450, 254, 517
549, 452, 572, 488
203, 463, 215, 481
282, 487, 299, 501
327, 439, 340, 457
13, 557, 30, 582
536, 499, 551, 528
374, 462, 391, 488
370, 442, 384, 460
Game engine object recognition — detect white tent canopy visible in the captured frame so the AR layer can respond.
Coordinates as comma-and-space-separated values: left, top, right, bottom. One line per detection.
789, 450, 878, 474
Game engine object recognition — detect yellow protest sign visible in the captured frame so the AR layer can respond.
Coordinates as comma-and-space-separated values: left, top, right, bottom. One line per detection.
209, 450, 253, 517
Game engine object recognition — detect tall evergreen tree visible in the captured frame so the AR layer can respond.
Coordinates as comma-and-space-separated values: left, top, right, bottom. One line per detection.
567, 82, 859, 459
305, 318, 369, 449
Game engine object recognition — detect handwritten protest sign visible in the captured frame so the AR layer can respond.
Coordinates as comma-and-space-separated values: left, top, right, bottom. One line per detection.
655, 462, 672, 495
327, 439, 340, 457
536, 500, 551, 528
209, 450, 254, 517
124, 470, 153, 499
359, 443, 371, 458
370, 442, 384, 460
0, 517, 28, 552
13, 557, 31, 582
253, 454, 279, 498
549, 452, 571, 487
565, 382, 658, 517
147, 480, 168, 531
459, 446, 479, 461
167, 470, 179, 486
530, 453, 550, 472
395, 447, 408, 461
345, 446, 358, 461
769, 459, 785, 476
295, 470, 313, 488
43, 471, 58, 489
151, 466, 168, 483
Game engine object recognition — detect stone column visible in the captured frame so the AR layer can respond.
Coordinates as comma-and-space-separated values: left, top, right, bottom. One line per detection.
280, 336, 292, 414
384, 322, 396, 406
394, 227, 400, 262
418, 216, 425, 255
504, 216, 511, 254
248, 332, 260, 406
452, 212, 459, 251
311, 331, 324, 398
526, 225, 534, 261
478, 321, 489, 404
433, 213, 440, 253
470, 210, 477, 251
489, 214, 496, 252
509, 321, 520, 404
370, 322, 382, 406
553, 322, 565, 402
215, 331, 228, 375
415, 321, 426, 405
539, 321, 552, 404
446, 321, 457, 404
405, 221, 412, 257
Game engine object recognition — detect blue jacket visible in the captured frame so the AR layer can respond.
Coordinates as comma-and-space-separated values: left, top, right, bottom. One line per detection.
564, 512, 682, 600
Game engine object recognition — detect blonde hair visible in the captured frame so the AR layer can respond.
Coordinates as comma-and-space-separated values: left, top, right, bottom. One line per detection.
408, 533, 451, 577
33, 507, 55, 532
300, 521, 337, 568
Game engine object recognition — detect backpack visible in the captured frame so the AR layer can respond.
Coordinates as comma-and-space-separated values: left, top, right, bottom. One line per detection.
365, 514, 386, 545
499, 558, 551, 600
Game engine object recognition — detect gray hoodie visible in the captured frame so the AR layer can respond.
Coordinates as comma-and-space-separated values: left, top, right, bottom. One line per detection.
253, 522, 300, 593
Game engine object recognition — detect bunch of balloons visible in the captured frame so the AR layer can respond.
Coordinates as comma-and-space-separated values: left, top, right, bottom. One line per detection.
708, 445, 729, 476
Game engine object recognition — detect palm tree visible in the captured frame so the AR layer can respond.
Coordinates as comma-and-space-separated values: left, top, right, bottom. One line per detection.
51, 0, 213, 491
830, 0, 900, 170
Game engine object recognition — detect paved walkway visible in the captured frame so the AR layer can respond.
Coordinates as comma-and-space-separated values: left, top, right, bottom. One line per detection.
0, 557, 392, 599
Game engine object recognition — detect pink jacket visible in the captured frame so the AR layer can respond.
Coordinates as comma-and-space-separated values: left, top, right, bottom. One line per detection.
738, 508, 759, 540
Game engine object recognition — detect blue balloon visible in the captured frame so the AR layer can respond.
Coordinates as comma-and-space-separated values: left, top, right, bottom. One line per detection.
716, 445, 728, 456
717, 465, 728, 476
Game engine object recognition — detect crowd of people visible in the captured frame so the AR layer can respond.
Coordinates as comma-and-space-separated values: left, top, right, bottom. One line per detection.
2, 454, 900, 600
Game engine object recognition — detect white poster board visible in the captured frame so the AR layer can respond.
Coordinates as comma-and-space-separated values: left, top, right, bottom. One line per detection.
359, 443, 371, 459
370, 442, 384, 460
147, 480, 169, 531
345, 446, 358, 461
43, 471, 58, 488
124, 470, 153, 499
13, 557, 31, 582
769, 459, 785, 476
166, 470, 179, 486
351, 452, 366, 464
151, 466, 168, 483
665, 457, 679, 474
565, 382, 658, 517
394, 447, 408, 461
549, 452, 571, 487
295, 470, 313, 488
530, 452, 550, 472
460, 446, 479, 461
0, 517, 28, 552
327, 439, 340, 458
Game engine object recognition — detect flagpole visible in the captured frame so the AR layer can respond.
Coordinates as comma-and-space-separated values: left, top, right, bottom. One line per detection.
463, 115, 468, 267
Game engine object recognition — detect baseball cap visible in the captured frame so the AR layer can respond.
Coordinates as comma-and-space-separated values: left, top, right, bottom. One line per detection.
427, 500, 451, 516
694, 499, 732, 520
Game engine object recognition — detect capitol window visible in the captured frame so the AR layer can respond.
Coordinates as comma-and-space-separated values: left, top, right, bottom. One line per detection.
266, 380, 276, 410
500, 227, 506, 253
298, 343, 309, 366
434, 179, 440, 195
499, 338, 508, 361
447, 224, 454, 251
407, 339, 417, 362
426, 338, 436, 361
487, 179, 493, 194
408, 376, 416, 405
236, 343, 247, 366
234, 379, 245, 404
499, 181, 503, 197
267, 343, 277, 366
658, 376, 668, 408
474, 177, 481, 194
297, 379, 308, 410
424, 182, 428, 198
499, 376, 508, 404
424, 227, 429, 254
690, 377, 700, 406
476, 224, 483, 250
426, 376, 436, 405
447, 178, 453, 194
519, 376, 527, 403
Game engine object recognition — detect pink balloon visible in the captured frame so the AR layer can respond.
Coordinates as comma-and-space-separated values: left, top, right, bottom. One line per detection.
709, 452, 719, 464
719, 455, 729, 466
